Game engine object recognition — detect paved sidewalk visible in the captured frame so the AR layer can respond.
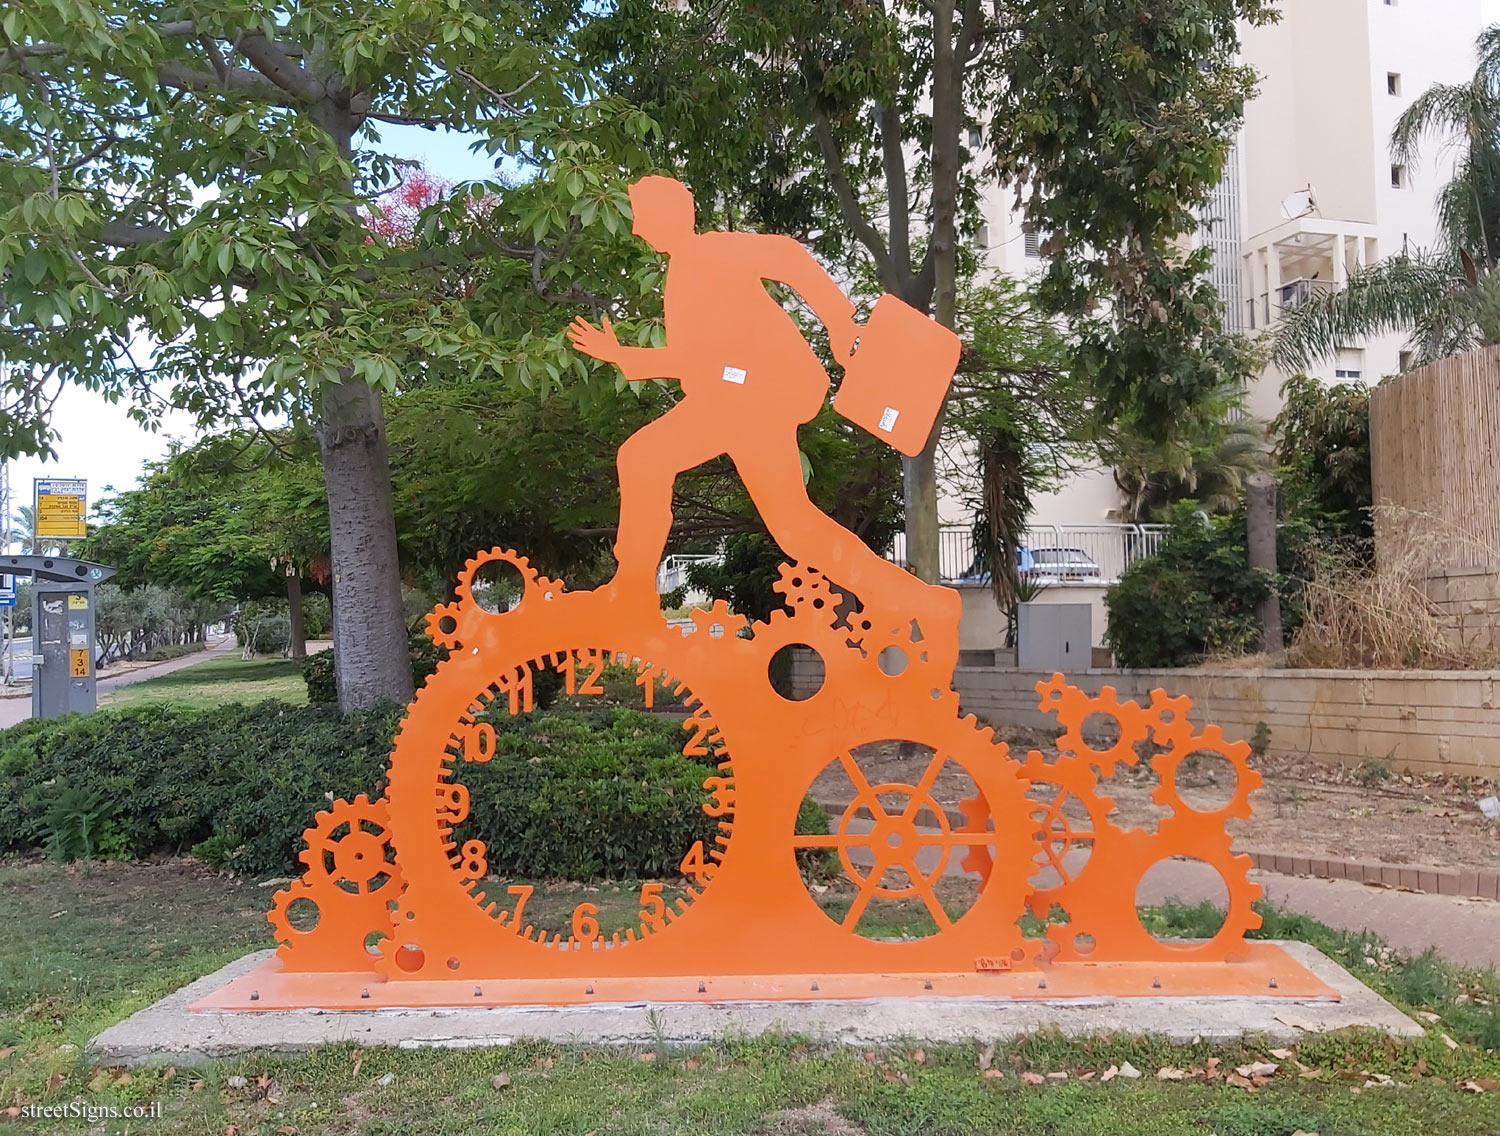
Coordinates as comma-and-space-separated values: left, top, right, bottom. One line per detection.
0, 637, 237, 729
1140, 861, 1500, 971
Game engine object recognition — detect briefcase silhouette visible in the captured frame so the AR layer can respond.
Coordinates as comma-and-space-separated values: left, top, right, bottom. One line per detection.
832, 294, 961, 458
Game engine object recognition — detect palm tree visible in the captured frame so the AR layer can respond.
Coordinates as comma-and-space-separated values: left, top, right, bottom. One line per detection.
9, 506, 39, 554
1107, 380, 1271, 524
1272, 27, 1500, 370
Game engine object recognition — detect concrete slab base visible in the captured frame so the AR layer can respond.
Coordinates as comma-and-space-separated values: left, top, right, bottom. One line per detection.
90, 942, 1421, 1066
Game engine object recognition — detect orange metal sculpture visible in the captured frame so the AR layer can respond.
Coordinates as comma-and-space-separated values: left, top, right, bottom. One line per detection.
199, 177, 1334, 1012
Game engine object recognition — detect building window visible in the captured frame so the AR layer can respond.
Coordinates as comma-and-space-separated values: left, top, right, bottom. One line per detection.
1399, 350, 1413, 372
1023, 223, 1043, 259
968, 127, 982, 149
1390, 164, 1406, 188
975, 223, 989, 249
1387, 72, 1402, 96
1335, 347, 1364, 380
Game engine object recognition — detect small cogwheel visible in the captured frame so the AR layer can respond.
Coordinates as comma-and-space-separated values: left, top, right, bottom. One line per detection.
1149, 724, 1262, 824
1147, 688, 1195, 746
269, 794, 402, 972
687, 598, 746, 639
1036, 676, 1151, 778
426, 602, 464, 650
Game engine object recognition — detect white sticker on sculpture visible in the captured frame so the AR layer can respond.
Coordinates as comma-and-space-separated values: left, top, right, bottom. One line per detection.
878, 406, 899, 432
722, 365, 747, 384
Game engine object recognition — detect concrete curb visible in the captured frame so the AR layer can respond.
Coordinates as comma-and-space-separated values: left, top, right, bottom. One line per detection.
88, 941, 1421, 1066
1242, 849, 1500, 901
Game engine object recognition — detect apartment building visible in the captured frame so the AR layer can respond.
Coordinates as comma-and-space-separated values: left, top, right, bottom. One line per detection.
972, 0, 1485, 528
929, 0, 1486, 649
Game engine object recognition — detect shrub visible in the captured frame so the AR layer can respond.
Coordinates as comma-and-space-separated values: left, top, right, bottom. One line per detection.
0, 701, 398, 877
0, 702, 821, 884
1106, 510, 1273, 668
303, 631, 561, 708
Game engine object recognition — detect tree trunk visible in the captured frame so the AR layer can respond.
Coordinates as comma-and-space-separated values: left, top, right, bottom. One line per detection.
317, 378, 415, 709
901, 0, 963, 586
1246, 471, 1283, 654
285, 571, 307, 660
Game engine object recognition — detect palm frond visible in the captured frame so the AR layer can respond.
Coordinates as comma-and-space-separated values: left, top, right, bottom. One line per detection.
1268, 252, 1462, 370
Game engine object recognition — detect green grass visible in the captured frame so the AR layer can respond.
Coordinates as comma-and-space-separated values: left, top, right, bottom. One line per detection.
2, 860, 1500, 1134
100, 654, 308, 709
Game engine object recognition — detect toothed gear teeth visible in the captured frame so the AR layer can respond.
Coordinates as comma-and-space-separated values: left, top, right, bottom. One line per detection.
1036, 672, 1069, 713
1147, 688, 1195, 744
1044, 679, 1152, 778
455, 547, 539, 610
426, 602, 465, 649
1149, 723, 1261, 825
689, 599, 745, 638
276, 795, 403, 972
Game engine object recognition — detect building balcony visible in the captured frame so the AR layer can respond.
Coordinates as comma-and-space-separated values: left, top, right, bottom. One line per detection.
1241, 216, 1379, 334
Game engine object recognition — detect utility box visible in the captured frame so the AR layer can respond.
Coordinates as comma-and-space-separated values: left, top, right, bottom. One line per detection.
1016, 602, 1091, 673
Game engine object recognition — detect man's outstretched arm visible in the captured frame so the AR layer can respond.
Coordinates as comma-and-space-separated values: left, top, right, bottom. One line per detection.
751, 235, 859, 360
568, 316, 680, 381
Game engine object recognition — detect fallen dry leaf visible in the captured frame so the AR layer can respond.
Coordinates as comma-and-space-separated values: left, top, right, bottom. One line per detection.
977, 1043, 995, 1072
1415, 1011, 1441, 1023
351, 1051, 363, 1078
191, 1080, 206, 1092
1100, 1064, 1119, 1083
683, 1056, 701, 1071
1461, 1080, 1485, 1094
48, 1072, 63, 1090
1442, 1033, 1460, 1050
224, 1127, 240, 1136
1117, 1061, 1141, 1080
861, 1051, 878, 1064
1236, 1062, 1278, 1078
277, 1127, 299, 1135
638, 1053, 657, 1064
981, 1069, 1005, 1080
909, 1048, 929, 1066
1274, 1012, 1327, 1034
1, 1108, 19, 1121
1045, 1071, 1067, 1082
1020, 1072, 1045, 1085
1077, 1071, 1096, 1081
491, 1073, 512, 1090
1269, 1048, 1293, 1060
1156, 1067, 1188, 1081
1225, 1073, 1255, 1089
0, 1046, 15, 1060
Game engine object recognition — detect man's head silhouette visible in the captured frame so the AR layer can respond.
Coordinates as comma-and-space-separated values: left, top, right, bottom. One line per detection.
629, 176, 696, 255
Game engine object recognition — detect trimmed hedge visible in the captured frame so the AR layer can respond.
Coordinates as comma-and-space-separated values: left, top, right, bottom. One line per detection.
0, 702, 833, 882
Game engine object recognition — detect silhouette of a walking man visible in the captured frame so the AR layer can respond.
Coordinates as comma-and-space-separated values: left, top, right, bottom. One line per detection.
569, 176, 959, 656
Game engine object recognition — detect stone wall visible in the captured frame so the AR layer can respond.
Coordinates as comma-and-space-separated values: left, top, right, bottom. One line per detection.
1425, 566, 1500, 658
785, 653, 1500, 777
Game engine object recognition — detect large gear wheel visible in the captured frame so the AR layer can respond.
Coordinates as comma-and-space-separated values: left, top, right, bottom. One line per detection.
269, 794, 403, 972
380, 630, 741, 978
793, 714, 1041, 960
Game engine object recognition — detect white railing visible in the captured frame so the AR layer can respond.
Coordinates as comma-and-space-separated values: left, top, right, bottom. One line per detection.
889, 523, 1168, 585
657, 554, 719, 596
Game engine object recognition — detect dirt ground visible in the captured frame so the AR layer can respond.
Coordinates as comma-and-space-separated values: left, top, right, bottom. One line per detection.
809, 737, 1500, 872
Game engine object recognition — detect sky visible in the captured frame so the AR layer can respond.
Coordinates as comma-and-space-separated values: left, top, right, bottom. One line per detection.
12, 6, 1500, 520
6, 124, 494, 522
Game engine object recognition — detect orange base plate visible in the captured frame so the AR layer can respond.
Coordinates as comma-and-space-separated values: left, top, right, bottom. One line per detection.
191, 944, 1338, 1012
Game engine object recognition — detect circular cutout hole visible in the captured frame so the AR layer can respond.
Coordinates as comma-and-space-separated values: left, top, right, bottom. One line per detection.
1011, 947, 1026, 962
1171, 749, 1240, 813
447, 957, 461, 971
394, 945, 426, 973
285, 896, 320, 932
470, 558, 525, 613
1134, 857, 1229, 945
1079, 712, 1122, 747
708, 622, 724, 639
364, 930, 388, 956
877, 645, 908, 677
1074, 932, 1095, 956
769, 643, 823, 701
438, 615, 457, 634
